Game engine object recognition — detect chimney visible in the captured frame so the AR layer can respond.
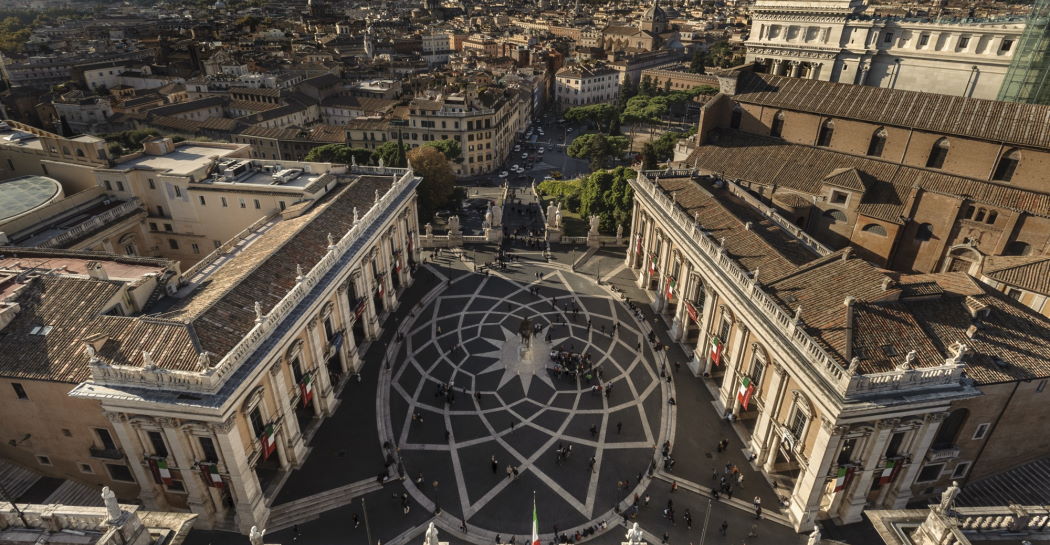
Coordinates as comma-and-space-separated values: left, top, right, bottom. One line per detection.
85, 261, 108, 281
715, 70, 740, 96
843, 296, 856, 361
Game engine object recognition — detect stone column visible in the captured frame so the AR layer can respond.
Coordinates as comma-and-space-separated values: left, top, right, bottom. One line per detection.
336, 282, 361, 373
160, 421, 213, 525
837, 421, 895, 524
887, 413, 946, 508
650, 239, 669, 313
627, 206, 641, 269
810, 63, 823, 80
105, 413, 166, 510
360, 261, 382, 340
717, 323, 750, 415
669, 262, 692, 341
210, 418, 268, 534
267, 362, 308, 466
304, 317, 337, 417
788, 419, 847, 532
379, 236, 399, 311
750, 362, 788, 462
696, 289, 719, 375
772, 59, 785, 75
790, 61, 802, 78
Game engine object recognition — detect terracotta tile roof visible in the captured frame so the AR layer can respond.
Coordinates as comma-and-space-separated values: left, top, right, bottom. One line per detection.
981, 256, 1050, 296
689, 130, 1050, 219
822, 168, 869, 192
92, 316, 201, 372
956, 456, 1050, 507
0, 277, 122, 383
157, 175, 394, 359
733, 72, 1050, 150
652, 176, 818, 274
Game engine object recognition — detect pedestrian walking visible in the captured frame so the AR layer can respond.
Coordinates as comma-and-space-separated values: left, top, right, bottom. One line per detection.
491, 455, 499, 473
353, 514, 360, 528
460, 518, 468, 532
589, 457, 596, 472
507, 465, 514, 479
748, 524, 758, 537
590, 424, 598, 437
720, 521, 728, 536
671, 481, 678, 493
662, 532, 669, 544
293, 524, 301, 541
684, 509, 692, 530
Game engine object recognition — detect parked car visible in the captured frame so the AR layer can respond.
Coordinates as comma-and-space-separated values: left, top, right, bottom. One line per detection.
499, 171, 509, 178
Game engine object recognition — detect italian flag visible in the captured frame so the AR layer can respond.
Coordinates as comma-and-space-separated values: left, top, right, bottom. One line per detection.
878, 460, 897, 485
395, 254, 402, 273
648, 254, 657, 275
377, 281, 385, 298
635, 236, 642, 255
156, 458, 173, 485
300, 373, 314, 407
736, 376, 755, 410
665, 277, 676, 301
260, 424, 277, 461
200, 463, 224, 488
833, 466, 854, 492
686, 301, 698, 322
710, 336, 724, 366
531, 500, 540, 545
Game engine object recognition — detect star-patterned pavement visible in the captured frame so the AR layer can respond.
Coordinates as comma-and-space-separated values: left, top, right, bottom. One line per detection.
384, 267, 669, 536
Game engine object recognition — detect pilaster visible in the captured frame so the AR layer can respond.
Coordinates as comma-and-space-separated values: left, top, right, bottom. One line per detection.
888, 412, 946, 508
837, 420, 895, 524
160, 422, 213, 526
105, 413, 166, 511
267, 361, 308, 467
210, 418, 268, 535
788, 418, 846, 532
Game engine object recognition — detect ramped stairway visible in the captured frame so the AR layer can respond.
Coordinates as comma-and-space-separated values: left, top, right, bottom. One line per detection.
265, 477, 383, 532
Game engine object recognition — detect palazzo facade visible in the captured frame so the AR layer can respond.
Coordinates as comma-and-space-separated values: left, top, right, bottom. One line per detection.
625, 169, 1050, 531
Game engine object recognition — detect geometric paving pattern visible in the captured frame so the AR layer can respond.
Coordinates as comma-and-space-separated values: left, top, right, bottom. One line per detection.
386, 269, 666, 535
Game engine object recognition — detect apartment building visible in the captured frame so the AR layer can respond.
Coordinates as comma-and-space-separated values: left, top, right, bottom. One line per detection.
555, 63, 621, 108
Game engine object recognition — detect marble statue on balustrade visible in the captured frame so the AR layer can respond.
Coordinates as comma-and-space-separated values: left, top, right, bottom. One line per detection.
484, 204, 493, 229
492, 203, 502, 227
588, 215, 600, 236
425, 223, 433, 237
424, 522, 440, 545
448, 216, 461, 236
939, 481, 960, 512
625, 522, 645, 545
102, 486, 122, 523
806, 526, 821, 545
249, 526, 265, 545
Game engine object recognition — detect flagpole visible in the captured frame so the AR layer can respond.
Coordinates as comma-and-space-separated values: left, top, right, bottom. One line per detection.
698, 498, 712, 545
362, 497, 374, 545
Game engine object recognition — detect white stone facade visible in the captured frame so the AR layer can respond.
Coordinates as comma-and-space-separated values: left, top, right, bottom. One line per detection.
745, 0, 1025, 99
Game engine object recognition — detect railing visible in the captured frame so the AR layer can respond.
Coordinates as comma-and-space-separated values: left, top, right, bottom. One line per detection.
562, 236, 588, 244
89, 446, 124, 460
926, 445, 962, 462
721, 179, 832, 257
845, 364, 965, 396
182, 211, 278, 281
633, 170, 855, 394
462, 235, 487, 243
39, 198, 145, 249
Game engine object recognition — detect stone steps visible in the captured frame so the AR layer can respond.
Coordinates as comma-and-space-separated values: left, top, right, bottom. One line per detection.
0, 458, 42, 500
265, 477, 383, 532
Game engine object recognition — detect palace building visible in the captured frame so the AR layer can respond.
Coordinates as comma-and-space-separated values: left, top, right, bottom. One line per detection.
626, 168, 1050, 532
744, 0, 1025, 100
0, 164, 423, 534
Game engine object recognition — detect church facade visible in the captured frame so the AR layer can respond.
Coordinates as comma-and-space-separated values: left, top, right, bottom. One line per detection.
744, 0, 1025, 99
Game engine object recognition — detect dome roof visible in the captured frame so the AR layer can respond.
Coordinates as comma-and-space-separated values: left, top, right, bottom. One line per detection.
641, 2, 667, 21
0, 176, 62, 223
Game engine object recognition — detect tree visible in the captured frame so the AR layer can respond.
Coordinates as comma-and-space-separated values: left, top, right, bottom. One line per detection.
616, 78, 637, 110
567, 133, 629, 170
639, 75, 656, 96
424, 138, 462, 162
407, 145, 455, 225
663, 79, 672, 94
620, 94, 669, 125
577, 166, 635, 233
689, 50, 706, 74
642, 143, 658, 170
393, 131, 407, 167
564, 104, 619, 133
304, 143, 372, 164
372, 136, 407, 167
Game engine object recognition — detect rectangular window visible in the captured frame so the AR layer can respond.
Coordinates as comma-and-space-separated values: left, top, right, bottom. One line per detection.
116, 181, 125, 191
157, 205, 165, 217
958, 36, 970, 49
788, 408, 807, 441
102, 467, 133, 488
972, 423, 989, 440
916, 463, 943, 482
885, 431, 906, 458
36, 455, 52, 466
199, 437, 219, 463
174, 186, 182, 198
12, 383, 27, 399
148, 178, 156, 189
80, 463, 94, 474
952, 462, 970, 479
147, 431, 169, 457
221, 197, 228, 208
239, 199, 246, 208
830, 190, 848, 205
249, 408, 265, 437
254, 199, 261, 209
883, 33, 893, 44
1006, 288, 1022, 301
1001, 39, 1013, 52
104, 180, 112, 190
96, 428, 117, 450
199, 196, 206, 205
168, 239, 179, 250
837, 437, 856, 465
191, 243, 200, 255
164, 223, 173, 232
279, 201, 286, 211
149, 222, 158, 231
166, 480, 185, 492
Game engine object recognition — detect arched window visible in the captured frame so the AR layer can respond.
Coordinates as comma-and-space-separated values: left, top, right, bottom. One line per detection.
867, 128, 887, 157
993, 148, 1020, 182
770, 111, 785, 138
823, 209, 847, 223
933, 409, 969, 450
986, 210, 998, 224
963, 205, 975, 219
926, 138, 950, 169
915, 223, 934, 241
1005, 241, 1032, 256
730, 106, 742, 129
817, 119, 834, 147
862, 223, 887, 236
974, 208, 986, 222
75, 148, 85, 157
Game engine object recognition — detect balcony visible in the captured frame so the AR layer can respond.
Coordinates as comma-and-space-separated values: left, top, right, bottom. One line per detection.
89, 446, 124, 460
926, 445, 961, 462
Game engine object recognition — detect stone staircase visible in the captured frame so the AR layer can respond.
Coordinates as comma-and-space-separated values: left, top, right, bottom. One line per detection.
265, 477, 383, 532
0, 458, 42, 499
43, 479, 104, 506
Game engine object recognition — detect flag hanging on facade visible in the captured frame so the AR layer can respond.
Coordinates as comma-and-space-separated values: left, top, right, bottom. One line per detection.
710, 336, 724, 366
736, 376, 755, 410
531, 499, 541, 545
300, 373, 314, 407
153, 458, 174, 485
833, 466, 855, 492
686, 301, 698, 322
648, 253, 657, 275
260, 424, 277, 461
665, 277, 676, 301
355, 298, 366, 318
200, 463, 224, 488
635, 237, 642, 256
878, 460, 898, 485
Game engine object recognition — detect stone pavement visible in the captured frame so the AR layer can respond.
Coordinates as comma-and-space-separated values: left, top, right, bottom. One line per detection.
183, 244, 811, 545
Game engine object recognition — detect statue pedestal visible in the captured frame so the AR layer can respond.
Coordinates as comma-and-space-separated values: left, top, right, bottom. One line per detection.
587, 233, 601, 248
448, 234, 463, 248
547, 227, 562, 243
485, 227, 502, 244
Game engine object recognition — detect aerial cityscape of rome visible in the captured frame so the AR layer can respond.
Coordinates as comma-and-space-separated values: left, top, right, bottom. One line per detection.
0, 0, 1049, 544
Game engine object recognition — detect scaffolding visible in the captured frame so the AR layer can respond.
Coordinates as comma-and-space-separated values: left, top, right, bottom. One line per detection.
997, 0, 1050, 104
